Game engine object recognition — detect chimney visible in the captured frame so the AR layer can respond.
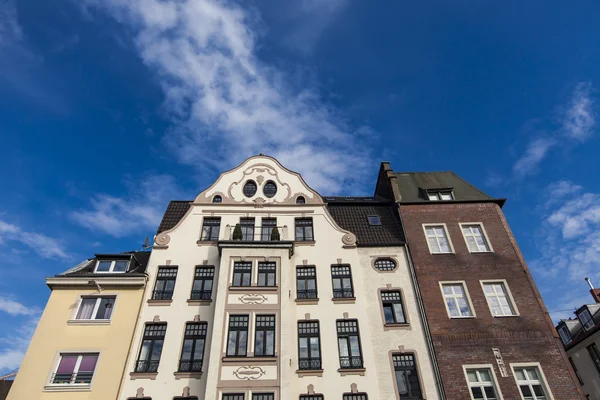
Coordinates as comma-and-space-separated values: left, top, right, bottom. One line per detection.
586, 278, 600, 303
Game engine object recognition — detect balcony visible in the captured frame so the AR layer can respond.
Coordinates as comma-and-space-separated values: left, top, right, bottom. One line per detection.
179, 359, 203, 372
190, 290, 212, 300
299, 357, 322, 370
135, 360, 159, 373
51, 372, 93, 384
152, 290, 173, 300
218, 225, 294, 257
333, 288, 354, 299
297, 290, 318, 300
339, 356, 363, 369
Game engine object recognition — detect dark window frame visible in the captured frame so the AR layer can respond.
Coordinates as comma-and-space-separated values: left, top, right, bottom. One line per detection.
51, 352, 99, 385
343, 394, 368, 400
240, 217, 256, 241
232, 261, 252, 287
152, 267, 177, 300
381, 291, 407, 324
374, 258, 397, 272
135, 323, 167, 373
200, 217, 221, 241
243, 180, 257, 197
212, 195, 222, 203
252, 394, 274, 400
331, 265, 354, 298
296, 196, 306, 204
296, 266, 318, 299
191, 266, 214, 300
226, 315, 249, 357
261, 218, 277, 241
254, 315, 276, 357
588, 343, 600, 374
569, 357, 584, 385
299, 395, 324, 400
297, 320, 322, 370
295, 218, 314, 241
257, 261, 276, 287
336, 319, 364, 369
178, 322, 207, 372
223, 395, 245, 400
392, 353, 423, 400
263, 181, 277, 198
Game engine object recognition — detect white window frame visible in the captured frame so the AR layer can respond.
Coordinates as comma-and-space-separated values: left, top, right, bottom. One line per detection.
557, 325, 571, 344
427, 190, 454, 201
480, 280, 519, 317
93, 259, 129, 273
45, 351, 101, 389
577, 308, 595, 330
72, 296, 116, 321
423, 223, 455, 254
439, 281, 476, 318
510, 362, 554, 400
460, 223, 493, 253
462, 364, 503, 400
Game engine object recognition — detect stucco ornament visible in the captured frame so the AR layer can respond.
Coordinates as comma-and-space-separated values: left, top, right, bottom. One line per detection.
342, 232, 357, 246
155, 233, 171, 246
233, 366, 266, 380
238, 294, 268, 304
256, 175, 265, 185
253, 197, 266, 208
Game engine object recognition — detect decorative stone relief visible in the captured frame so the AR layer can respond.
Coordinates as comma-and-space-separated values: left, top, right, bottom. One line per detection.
155, 233, 171, 246
342, 232, 357, 246
492, 348, 508, 377
233, 366, 266, 380
253, 197, 266, 208
238, 294, 268, 304
256, 175, 265, 185
135, 388, 145, 398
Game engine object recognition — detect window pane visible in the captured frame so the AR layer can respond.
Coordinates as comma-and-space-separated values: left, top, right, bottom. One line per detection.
181, 339, 193, 359
439, 237, 451, 252
515, 368, 525, 380
467, 370, 478, 382
255, 331, 264, 355
151, 340, 163, 360
113, 260, 128, 272
139, 340, 152, 361
299, 338, 308, 357
310, 337, 320, 356
95, 298, 114, 319
349, 336, 361, 356
266, 331, 274, 355
238, 331, 247, 355
56, 355, 78, 374
471, 387, 484, 399
194, 339, 205, 360
227, 332, 238, 355
520, 385, 532, 397
428, 238, 441, 253
393, 304, 405, 323
396, 370, 408, 394
484, 386, 497, 399
479, 369, 492, 381
338, 338, 349, 357
383, 305, 394, 323
79, 355, 98, 372
76, 298, 96, 320
96, 261, 111, 272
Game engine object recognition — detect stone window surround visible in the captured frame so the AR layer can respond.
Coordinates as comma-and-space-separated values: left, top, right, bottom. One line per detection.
377, 286, 411, 330
509, 362, 555, 400
222, 310, 280, 359
43, 349, 102, 392
459, 222, 494, 253
67, 292, 120, 324
479, 279, 520, 318
174, 319, 209, 379
461, 364, 504, 400
422, 223, 455, 254
187, 265, 216, 306
387, 348, 428, 400
438, 280, 477, 319
228, 257, 281, 289
370, 255, 400, 273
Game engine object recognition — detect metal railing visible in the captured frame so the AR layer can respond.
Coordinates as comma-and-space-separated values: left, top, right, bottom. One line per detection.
339, 356, 363, 369
135, 360, 159, 373
333, 288, 355, 298
298, 357, 322, 370
51, 372, 93, 384
178, 359, 203, 372
297, 290, 318, 299
190, 290, 212, 300
226, 226, 287, 241
152, 290, 173, 300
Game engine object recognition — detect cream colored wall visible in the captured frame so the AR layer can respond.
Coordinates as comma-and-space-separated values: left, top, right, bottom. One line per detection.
568, 333, 600, 399
7, 285, 144, 400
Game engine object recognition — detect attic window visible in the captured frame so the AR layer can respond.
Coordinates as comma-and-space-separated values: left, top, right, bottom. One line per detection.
558, 325, 571, 345
95, 260, 129, 273
296, 196, 306, 204
243, 180, 257, 197
427, 190, 453, 201
212, 195, 222, 203
367, 215, 382, 226
263, 181, 277, 198
578, 308, 595, 330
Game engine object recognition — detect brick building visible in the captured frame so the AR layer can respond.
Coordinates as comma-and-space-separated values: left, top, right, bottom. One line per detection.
375, 163, 584, 399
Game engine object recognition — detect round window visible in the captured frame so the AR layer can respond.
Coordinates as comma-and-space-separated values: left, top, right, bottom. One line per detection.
263, 181, 277, 198
296, 196, 306, 204
243, 180, 257, 197
374, 258, 396, 271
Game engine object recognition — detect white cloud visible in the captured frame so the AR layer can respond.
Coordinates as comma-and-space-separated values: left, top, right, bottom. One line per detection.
512, 137, 557, 178
0, 0, 22, 44
561, 82, 595, 141
0, 220, 70, 260
82, 0, 372, 194
0, 297, 40, 316
70, 174, 188, 237
0, 314, 39, 373
546, 180, 583, 199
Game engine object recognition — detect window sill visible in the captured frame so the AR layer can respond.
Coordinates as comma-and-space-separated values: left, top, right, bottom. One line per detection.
129, 372, 158, 380
174, 371, 203, 379
294, 240, 316, 246
187, 299, 213, 306
222, 356, 278, 365
430, 252, 455, 255
43, 384, 92, 392
196, 240, 218, 246
332, 297, 356, 304
295, 298, 319, 305
67, 319, 111, 325
296, 369, 323, 377
338, 368, 366, 376
448, 316, 476, 319
468, 250, 494, 254
229, 286, 278, 293
383, 323, 411, 331
492, 314, 519, 318
147, 299, 173, 306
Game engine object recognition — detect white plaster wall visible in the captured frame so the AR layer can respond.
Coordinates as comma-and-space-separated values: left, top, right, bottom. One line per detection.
568, 334, 600, 399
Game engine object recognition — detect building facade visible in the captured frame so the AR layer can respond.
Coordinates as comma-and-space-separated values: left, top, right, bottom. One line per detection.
117, 155, 441, 400
374, 163, 584, 399
556, 284, 600, 399
7, 251, 149, 400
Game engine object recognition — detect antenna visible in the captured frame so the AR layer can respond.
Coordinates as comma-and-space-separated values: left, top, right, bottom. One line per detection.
141, 236, 151, 251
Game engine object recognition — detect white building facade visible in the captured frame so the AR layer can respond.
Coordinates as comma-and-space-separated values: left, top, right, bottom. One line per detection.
118, 156, 441, 400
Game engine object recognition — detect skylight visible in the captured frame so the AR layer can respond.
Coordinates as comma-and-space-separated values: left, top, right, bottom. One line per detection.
367, 215, 382, 226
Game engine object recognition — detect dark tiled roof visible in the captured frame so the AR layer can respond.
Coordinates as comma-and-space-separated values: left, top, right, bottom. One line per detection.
57, 251, 151, 277
395, 171, 498, 203
157, 201, 191, 234
326, 202, 405, 246
557, 304, 600, 351
0, 381, 12, 400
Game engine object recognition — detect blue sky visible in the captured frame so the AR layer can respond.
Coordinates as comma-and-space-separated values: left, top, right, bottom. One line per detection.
0, 0, 599, 373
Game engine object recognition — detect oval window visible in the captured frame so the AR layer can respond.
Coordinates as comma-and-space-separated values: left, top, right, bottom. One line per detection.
243, 181, 257, 197
374, 258, 396, 271
212, 195, 222, 203
263, 181, 277, 198
296, 196, 306, 204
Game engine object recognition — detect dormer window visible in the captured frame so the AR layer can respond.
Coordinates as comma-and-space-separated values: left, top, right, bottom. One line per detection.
558, 325, 572, 344
94, 260, 129, 273
578, 308, 595, 330
427, 190, 454, 201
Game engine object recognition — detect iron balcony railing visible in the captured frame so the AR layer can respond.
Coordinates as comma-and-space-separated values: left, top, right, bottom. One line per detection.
190, 290, 212, 300
152, 290, 173, 300
333, 288, 354, 298
297, 289, 318, 299
226, 225, 287, 241
298, 357, 322, 370
51, 372, 93, 384
135, 360, 160, 373
179, 359, 203, 372
339, 356, 363, 369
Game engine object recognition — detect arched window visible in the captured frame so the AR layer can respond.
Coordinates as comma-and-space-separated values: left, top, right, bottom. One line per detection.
243, 180, 257, 197
212, 195, 222, 203
374, 258, 396, 271
263, 181, 277, 198
296, 196, 306, 204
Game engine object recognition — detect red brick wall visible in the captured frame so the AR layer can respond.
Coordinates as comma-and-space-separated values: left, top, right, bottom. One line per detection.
399, 202, 583, 399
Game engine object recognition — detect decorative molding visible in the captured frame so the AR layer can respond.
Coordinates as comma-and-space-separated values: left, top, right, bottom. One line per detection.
155, 233, 171, 246
492, 347, 508, 377
46, 277, 146, 288
232, 366, 266, 380
238, 294, 268, 304
342, 232, 357, 246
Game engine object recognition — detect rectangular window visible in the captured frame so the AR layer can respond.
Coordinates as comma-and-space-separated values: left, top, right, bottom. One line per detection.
200, 217, 221, 241
295, 218, 314, 241
300, 396, 323, 400
336, 320, 363, 369
424, 225, 452, 253
232, 262, 252, 287
95, 259, 129, 273
569, 357, 584, 386
427, 190, 453, 201
331, 265, 354, 298
152, 267, 177, 300
223, 395, 244, 400
298, 321, 321, 370
51, 353, 98, 385
393, 353, 423, 400
297, 266, 317, 299
258, 262, 276, 287
462, 224, 491, 252
261, 218, 277, 241
558, 325, 571, 345
226, 315, 249, 357
441, 283, 473, 318
253, 394, 274, 400
179, 322, 207, 372
381, 291, 406, 324
135, 324, 166, 372
75, 296, 115, 320
578, 308, 595, 330
465, 368, 499, 400
254, 315, 275, 356
241, 218, 255, 241
513, 365, 551, 400
482, 281, 517, 316
191, 266, 214, 300
588, 343, 600, 374
343, 394, 368, 400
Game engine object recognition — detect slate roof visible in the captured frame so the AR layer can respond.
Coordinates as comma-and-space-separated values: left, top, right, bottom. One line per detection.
56, 251, 151, 278
557, 303, 600, 351
157, 201, 191, 234
0, 381, 12, 400
394, 171, 503, 204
